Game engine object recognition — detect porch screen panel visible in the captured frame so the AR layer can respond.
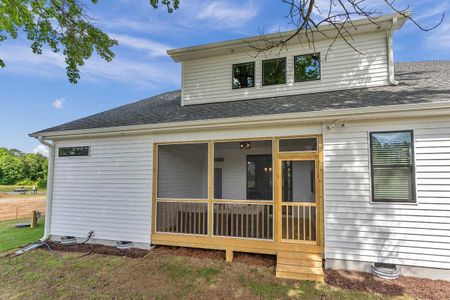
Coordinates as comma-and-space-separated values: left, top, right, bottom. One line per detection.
157, 143, 208, 199
214, 140, 273, 200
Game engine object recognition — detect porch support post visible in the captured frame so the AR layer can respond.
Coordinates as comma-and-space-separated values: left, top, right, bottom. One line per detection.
273, 138, 281, 242
208, 141, 214, 236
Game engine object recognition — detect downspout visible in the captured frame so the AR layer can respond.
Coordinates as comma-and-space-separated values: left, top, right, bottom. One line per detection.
387, 16, 398, 85
37, 136, 55, 242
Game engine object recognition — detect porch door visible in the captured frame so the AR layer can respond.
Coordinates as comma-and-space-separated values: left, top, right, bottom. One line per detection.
279, 157, 319, 244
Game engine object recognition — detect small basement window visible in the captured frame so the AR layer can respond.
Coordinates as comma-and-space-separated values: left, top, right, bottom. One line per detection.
370, 131, 416, 203
294, 53, 320, 82
58, 146, 89, 157
232, 62, 255, 89
262, 58, 286, 86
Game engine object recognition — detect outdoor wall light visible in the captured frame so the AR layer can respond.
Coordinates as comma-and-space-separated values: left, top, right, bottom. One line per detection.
240, 142, 251, 150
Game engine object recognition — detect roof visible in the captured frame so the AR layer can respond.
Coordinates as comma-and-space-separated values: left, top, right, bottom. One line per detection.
167, 13, 409, 62
31, 61, 450, 137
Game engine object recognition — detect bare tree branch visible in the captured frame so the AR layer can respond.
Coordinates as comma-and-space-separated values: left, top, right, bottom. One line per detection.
249, 0, 445, 58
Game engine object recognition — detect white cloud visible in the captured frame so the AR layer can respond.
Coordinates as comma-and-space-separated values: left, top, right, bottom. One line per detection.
52, 98, 65, 109
197, 1, 258, 27
0, 44, 179, 88
108, 33, 171, 57
33, 144, 49, 157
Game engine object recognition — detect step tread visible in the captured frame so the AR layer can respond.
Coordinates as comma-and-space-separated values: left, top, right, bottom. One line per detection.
276, 264, 324, 275
276, 270, 324, 282
277, 257, 323, 268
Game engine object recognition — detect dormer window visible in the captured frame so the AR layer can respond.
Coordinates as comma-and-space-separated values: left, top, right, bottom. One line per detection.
262, 58, 286, 86
232, 62, 255, 89
294, 53, 321, 82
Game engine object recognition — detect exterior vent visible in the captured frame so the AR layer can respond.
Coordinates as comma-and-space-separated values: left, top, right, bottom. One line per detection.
116, 241, 133, 250
372, 263, 400, 279
60, 236, 77, 245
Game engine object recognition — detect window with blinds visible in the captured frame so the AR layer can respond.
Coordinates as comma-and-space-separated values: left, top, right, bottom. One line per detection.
370, 131, 415, 203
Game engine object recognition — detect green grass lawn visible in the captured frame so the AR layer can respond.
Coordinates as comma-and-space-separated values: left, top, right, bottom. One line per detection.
0, 249, 411, 299
0, 219, 44, 252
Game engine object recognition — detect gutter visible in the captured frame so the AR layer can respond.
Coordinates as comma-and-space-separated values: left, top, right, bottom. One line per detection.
387, 16, 399, 85
37, 136, 55, 242
30, 100, 450, 140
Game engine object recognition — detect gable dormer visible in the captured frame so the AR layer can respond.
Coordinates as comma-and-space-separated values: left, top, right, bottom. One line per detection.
168, 14, 408, 106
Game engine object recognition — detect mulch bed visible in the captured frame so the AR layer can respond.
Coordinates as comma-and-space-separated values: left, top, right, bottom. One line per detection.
325, 269, 450, 300
42, 241, 149, 258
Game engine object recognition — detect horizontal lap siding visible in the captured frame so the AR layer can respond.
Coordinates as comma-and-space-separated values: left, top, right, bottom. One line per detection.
182, 32, 388, 105
324, 117, 450, 269
51, 135, 153, 244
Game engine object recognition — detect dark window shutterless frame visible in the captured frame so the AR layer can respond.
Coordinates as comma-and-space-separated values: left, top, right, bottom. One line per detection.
293, 53, 321, 82
369, 130, 416, 203
232, 62, 255, 89
58, 146, 90, 157
262, 58, 287, 86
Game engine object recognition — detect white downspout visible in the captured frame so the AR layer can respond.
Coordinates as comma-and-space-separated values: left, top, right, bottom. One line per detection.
387, 17, 398, 85
38, 136, 55, 242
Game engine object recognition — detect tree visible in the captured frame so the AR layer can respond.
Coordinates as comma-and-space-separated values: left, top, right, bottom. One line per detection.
0, 0, 178, 83
0, 147, 48, 185
0, 1, 443, 83
0, 154, 26, 185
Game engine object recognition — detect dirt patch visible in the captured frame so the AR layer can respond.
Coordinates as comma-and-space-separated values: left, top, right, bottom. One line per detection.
153, 245, 225, 260
153, 246, 276, 267
325, 269, 450, 300
0, 193, 8, 198
233, 252, 276, 267
42, 241, 148, 258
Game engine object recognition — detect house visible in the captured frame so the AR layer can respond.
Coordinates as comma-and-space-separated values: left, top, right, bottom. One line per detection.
30, 13, 450, 282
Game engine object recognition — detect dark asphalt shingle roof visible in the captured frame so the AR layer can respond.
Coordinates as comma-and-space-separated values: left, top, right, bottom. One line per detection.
33, 61, 450, 135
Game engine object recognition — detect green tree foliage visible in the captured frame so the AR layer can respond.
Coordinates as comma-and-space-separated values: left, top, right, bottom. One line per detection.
0, 147, 48, 186
0, 0, 179, 83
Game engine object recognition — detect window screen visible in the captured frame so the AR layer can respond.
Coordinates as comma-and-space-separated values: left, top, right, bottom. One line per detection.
58, 146, 89, 157
232, 62, 255, 89
279, 138, 317, 152
157, 143, 208, 199
294, 53, 320, 82
262, 58, 286, 86
370, 131, 415, 203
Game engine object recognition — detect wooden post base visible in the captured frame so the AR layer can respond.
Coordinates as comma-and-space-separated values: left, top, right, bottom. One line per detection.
226, 249, 233, 263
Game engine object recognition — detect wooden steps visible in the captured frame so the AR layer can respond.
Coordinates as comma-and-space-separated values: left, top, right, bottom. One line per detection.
276, 250, 324, 282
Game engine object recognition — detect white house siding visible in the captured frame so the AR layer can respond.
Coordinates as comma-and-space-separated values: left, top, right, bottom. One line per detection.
50, 135, 153, 247
182, 31, 389, 105
323, 116, 450, 273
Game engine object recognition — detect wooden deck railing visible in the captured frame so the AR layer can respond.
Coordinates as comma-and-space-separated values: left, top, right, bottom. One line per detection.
213, 202, 273, 240
281, 203, 316, 242
156, 200, 208, 235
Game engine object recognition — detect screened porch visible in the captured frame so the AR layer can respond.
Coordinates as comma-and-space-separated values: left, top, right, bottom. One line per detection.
152, 136, 323, 252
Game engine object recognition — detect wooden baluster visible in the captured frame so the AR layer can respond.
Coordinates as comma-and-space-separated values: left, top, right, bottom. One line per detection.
291, 205, 294, 240
297, 205, 300, 240
240, 205, 244, 237
303, 206, 306, 241
309, 206, 312, 241
256, 205, 259, 239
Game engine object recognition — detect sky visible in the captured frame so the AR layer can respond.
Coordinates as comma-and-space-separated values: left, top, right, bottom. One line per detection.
0, 0, 449, 155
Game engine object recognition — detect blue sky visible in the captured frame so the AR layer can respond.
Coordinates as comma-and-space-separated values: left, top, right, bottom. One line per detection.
0, 0, 449, 155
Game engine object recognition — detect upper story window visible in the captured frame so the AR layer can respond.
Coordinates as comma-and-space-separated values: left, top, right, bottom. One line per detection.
232, 62, 255, 89
370, 131, 415, 203
294, 53, 320, 82
59, 146, 90, 157
262, 58, 286, 86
